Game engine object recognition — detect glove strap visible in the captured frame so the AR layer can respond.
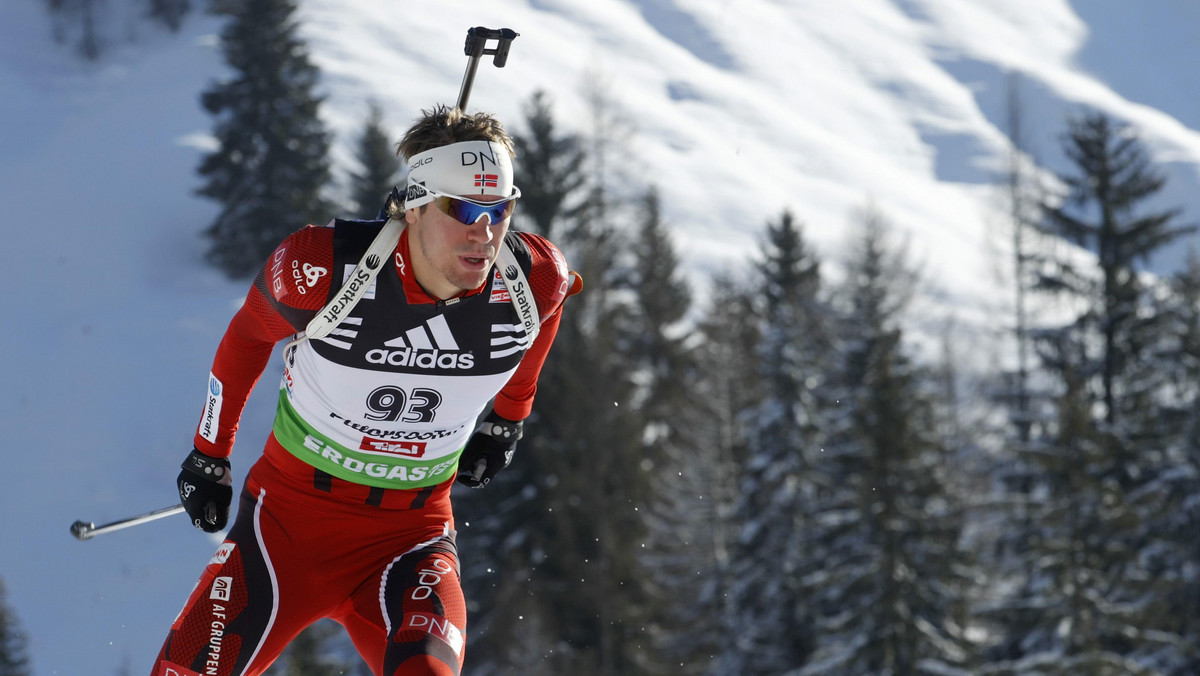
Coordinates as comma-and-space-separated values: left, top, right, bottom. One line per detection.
181, 449, 232, 486
476, 413, 523, 441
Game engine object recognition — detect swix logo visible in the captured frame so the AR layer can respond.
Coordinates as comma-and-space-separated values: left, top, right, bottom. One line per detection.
367, 315, 475, 369
210, 576, 233, 601
474, 173, 499, 188
359, 437, 428, 458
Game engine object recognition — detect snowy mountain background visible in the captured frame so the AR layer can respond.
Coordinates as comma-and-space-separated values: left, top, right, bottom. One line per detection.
1, 0, 1199, 673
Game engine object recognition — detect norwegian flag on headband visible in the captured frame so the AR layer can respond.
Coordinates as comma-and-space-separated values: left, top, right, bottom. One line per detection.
474, 174, 499, 188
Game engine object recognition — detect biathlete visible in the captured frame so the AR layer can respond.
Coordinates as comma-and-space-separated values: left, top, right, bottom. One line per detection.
150, 104, 580, 676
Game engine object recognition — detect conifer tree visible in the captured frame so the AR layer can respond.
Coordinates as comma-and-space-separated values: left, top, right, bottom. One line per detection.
994, 71, 1055, 444
801, 206, 970, 675
644, 276, 758, 675
511, 90, 587, 239
985, 112, 1196, 674
621, 187, 726, 674
0, 579, 31, 676
978, 74, 1061, 663
984, 328, 1154, 675
1119, 253, 1200, 675
625, 187, 692, 424
1039, 112, 1194, 430
348, 101, 400, 219
672, 273, 761, 676
721, 210, 829, 674
197, 0, 333, 278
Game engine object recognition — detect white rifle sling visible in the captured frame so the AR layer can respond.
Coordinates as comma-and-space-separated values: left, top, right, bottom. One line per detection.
304, 220, 540, 343
304, 218, 404, 340
496, 242, 540, 344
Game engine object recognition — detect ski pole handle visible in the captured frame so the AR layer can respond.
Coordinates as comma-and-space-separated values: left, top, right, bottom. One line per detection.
70, 504, 186, 541
472, 458, 488, 483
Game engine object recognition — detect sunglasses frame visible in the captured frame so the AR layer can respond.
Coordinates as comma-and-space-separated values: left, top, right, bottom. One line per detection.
415, 184, 521, 225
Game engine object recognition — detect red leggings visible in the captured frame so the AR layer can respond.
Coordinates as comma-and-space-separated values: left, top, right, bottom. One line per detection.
149, 441, 466, 676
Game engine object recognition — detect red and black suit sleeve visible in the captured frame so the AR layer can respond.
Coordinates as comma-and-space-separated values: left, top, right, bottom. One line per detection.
491, 232, 581, 422
192, 225, 336, 458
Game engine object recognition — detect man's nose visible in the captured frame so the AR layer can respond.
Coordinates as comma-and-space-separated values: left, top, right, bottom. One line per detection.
465, 215, 494, 242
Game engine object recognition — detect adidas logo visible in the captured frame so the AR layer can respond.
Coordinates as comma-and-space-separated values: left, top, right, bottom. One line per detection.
368, 315, 475, 370
490, 322, 531, 359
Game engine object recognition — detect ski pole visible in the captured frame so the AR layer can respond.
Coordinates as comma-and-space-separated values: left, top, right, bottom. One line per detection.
70, 504, 186, 541
455, 26, 519, 111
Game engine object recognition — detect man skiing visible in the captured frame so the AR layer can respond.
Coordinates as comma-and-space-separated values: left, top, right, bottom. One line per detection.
150, 104, 579, 676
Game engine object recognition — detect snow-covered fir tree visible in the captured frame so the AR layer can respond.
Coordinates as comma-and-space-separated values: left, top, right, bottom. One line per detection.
347, 101, 400, 219
985, 112, 1196, 675
621, 187, 729, 675
511, 90, 587, 240
720, 210, 828, 674
197, 0, 332, 277
648, 270, 762, 676
800, 206, 971, 675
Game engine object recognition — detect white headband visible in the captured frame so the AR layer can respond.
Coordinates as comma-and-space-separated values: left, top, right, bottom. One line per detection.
404, 140, 515, 208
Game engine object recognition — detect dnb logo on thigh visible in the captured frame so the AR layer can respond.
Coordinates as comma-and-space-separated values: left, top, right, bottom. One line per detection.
402, 611, 464, 657
395, 557, 464, 655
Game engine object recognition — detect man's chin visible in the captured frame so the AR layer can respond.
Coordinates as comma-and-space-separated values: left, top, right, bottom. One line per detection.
449, 270, 489, 293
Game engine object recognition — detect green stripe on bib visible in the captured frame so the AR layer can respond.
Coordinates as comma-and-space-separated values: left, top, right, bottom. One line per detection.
272, 392, 462, 489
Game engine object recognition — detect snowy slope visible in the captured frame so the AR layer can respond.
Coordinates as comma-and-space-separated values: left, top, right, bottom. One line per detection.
1, 1, 1198, 673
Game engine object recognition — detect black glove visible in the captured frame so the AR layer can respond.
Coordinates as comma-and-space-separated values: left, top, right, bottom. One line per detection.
177, 448, 233, 533
456, 411, 522, 488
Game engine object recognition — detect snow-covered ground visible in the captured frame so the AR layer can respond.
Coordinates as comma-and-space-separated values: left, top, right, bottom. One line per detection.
1, 1, 1198, 673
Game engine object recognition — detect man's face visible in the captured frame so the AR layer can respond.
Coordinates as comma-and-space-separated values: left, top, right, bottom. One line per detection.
405, 197, 510, 300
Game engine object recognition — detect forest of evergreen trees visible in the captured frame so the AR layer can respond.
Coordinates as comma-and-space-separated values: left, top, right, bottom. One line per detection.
14, 2, 1200, 675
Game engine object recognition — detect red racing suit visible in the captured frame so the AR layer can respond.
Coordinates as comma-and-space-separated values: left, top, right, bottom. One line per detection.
150, 219, 574, 676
